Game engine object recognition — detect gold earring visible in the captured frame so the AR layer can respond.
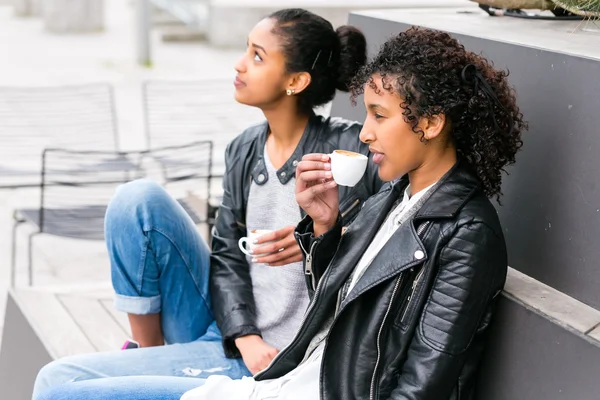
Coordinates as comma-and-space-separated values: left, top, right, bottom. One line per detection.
286, 89, 295, 96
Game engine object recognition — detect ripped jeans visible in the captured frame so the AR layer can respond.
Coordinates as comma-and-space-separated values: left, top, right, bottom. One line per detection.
32, 180, 250, 399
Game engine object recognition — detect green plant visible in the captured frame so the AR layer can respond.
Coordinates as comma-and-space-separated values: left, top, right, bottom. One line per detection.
553, 0, 600, 16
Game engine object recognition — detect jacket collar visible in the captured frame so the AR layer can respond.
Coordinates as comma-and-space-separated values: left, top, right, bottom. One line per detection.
338, 162, 481, 308
391, 161, 481, 220
250, 112, 322, 186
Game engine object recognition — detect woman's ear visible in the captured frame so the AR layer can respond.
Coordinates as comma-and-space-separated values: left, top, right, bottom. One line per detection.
286, 72, 312, 95
422, 114, 446, 141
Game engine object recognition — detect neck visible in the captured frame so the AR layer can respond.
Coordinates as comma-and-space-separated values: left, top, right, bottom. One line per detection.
262, 101, 311, 148
408, 146, 457, 196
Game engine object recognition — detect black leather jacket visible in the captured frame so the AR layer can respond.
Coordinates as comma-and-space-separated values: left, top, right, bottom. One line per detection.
210, 113, 383, 357
255, 162, 508, 400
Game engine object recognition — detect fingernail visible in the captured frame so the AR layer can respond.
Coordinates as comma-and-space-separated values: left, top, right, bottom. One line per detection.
325, 171, 332, 178
252, 258, 258, 263
249, 249, 254, 254
329, 180, 337, 186
324, 163, 331, 170
252, 240, 258, 244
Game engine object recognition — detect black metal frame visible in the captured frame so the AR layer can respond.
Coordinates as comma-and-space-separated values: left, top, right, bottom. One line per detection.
10, 141, 215, 288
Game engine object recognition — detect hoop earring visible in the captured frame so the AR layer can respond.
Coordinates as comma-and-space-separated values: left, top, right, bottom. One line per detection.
286, 89, 295, 96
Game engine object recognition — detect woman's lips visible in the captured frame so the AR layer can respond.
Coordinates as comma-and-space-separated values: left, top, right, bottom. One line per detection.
234, 76, 246, 88
371, 150, 385, 164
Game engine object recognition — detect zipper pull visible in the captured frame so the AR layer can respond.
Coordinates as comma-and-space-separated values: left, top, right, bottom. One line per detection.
305, 253, 312, 275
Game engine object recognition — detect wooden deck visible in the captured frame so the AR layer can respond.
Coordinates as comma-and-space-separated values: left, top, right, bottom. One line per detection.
0, 285, 131, 399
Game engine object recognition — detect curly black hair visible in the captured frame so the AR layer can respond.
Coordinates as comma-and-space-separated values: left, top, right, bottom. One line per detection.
351, 27, 526, 200
270, 9, 367, 112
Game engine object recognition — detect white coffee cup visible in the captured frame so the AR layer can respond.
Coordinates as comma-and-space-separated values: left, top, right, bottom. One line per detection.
330, 150, 368, 187
238, 229, 273, 256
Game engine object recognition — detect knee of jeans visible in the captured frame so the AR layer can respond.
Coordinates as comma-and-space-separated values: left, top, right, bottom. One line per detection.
33, 359, 75, 399
105, 179, 168, 228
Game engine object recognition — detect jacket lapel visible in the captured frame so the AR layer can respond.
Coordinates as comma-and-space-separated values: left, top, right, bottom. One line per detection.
339, 162, 481, 308
324, 184, 401, 289
340, 221, 426, 309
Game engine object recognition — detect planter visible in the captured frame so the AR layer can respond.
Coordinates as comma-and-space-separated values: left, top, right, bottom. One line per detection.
473, 0, 555, 8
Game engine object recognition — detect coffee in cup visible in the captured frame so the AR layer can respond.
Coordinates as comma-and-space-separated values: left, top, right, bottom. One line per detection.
330, 150, 368, 187
238, 229, 274, 256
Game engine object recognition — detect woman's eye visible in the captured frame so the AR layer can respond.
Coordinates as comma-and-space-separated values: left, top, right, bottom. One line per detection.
374, 113, 384, 120
254, 52, 263, 62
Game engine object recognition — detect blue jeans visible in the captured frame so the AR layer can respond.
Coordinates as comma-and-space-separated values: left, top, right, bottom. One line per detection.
36, 376, 204, 400
33, 179, 251, 399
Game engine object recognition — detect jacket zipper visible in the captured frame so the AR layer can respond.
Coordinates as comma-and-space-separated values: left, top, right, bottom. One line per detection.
370, 220, 431, 399
370, 275, 403, 400
298, 239, 318, 291
340, 198, 360, 219
254, 237, 324, 380
400, 266, 426, 323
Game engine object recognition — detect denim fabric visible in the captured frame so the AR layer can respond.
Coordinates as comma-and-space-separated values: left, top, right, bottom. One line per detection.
36, 376, 205, 400
33, 180, 251, 399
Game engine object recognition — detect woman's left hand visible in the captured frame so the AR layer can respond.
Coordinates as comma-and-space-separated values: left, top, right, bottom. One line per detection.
252, 226, 303, 266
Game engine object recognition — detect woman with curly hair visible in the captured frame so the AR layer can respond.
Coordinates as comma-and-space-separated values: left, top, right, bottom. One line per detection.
39, 26, 525, 400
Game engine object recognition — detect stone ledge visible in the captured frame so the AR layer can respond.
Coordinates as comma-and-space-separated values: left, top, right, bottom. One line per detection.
589, 324, 600, 342
353, 7, 600, 60
206, 1, 474, 48
504, 267, 600, 345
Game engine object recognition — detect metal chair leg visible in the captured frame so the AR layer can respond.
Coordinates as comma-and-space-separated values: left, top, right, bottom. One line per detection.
10, 216, 25, 288
27, 232, 39, 287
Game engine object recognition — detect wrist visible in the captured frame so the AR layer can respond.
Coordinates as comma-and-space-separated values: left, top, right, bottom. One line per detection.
235, 334, 261, 350
314, 221, 335, 237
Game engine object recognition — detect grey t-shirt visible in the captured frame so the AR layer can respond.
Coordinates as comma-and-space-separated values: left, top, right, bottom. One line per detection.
245, 145, 310, 351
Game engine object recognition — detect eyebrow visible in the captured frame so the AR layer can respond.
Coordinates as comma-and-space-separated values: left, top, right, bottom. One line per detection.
368, 103, 386, 112
251, 43, 268, 55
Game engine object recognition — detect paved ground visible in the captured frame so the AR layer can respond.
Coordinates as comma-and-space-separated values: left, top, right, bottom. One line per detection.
0, 0, 269, 345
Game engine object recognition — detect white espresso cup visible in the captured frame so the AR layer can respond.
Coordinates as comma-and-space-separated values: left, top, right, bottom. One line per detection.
329, 150, 368, 187
238, 229, 273, 256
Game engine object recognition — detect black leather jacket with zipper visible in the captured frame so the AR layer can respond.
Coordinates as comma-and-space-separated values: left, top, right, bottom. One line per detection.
254, 162, 508, 400
210, 113, 383, 358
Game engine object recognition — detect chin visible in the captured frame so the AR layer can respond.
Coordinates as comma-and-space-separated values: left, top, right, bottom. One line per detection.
377, 168, 394, 183
377, 165, 404, 183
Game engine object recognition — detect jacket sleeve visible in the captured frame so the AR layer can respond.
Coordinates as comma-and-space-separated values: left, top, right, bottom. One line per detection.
210, 143, 260, 358
389, 221, 507, 399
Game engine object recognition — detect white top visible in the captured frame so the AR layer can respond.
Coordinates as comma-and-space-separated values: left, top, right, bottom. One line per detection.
181, 183, 436, 400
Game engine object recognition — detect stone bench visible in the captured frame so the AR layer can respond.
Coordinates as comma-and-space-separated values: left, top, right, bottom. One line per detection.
0, 285, 130, 400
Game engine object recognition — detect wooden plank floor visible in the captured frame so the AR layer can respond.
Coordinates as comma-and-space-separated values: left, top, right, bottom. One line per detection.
12, 285, 131, 359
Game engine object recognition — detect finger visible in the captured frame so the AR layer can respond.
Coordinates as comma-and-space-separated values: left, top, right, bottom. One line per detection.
297, 170, 333, 184
301, 153, 331, 162
296, 180, 338, 204
267, 253, 304, 267
254, 226, 295, 244
253, 236, 298, 256
296, 160, 331, 174
256, 246, 302, 265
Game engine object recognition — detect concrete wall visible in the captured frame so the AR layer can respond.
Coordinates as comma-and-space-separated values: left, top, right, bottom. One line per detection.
331, 10, 600, 310
476, 295, 600, 400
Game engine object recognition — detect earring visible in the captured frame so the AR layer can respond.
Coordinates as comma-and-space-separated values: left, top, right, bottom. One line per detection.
286, 89, 295, 96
